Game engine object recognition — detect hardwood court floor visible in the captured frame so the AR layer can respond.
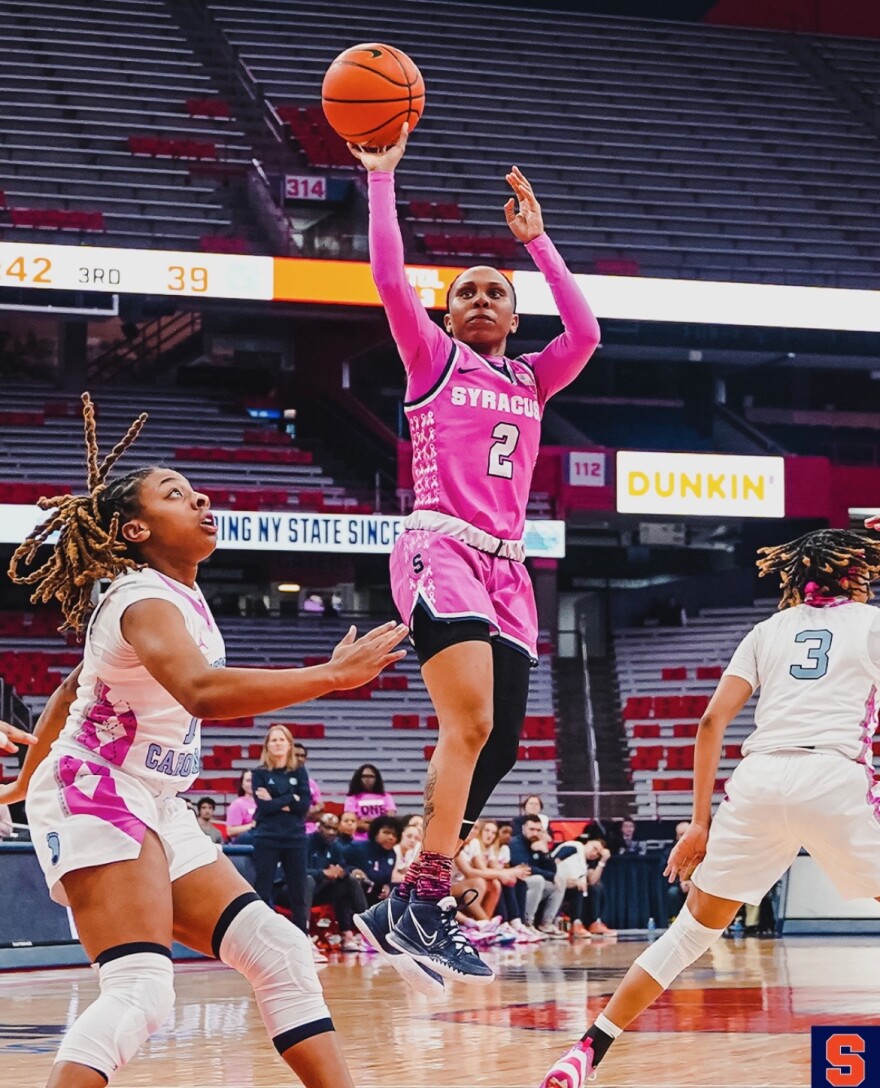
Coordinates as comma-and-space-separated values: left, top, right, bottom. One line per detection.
4, 935, 879, 1087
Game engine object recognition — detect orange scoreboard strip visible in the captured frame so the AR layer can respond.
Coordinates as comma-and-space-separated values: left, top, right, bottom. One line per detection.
272, 256, 474, 309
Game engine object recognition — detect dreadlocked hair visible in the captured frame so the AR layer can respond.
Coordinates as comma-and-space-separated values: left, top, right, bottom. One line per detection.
756, 529, 880, 610
8, 392, 150, 633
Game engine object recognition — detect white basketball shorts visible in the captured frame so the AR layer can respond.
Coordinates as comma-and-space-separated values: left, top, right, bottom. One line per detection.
27, 745, 220, 906
692, 749, 880, 905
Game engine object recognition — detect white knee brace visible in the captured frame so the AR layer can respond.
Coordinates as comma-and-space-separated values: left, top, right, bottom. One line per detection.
634, 904, 725, 989
216, 894, 333, 1054
56, 946, 175, 1080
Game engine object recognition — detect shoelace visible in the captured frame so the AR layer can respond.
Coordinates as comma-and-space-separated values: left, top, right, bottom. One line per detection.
442, 889, 481, 957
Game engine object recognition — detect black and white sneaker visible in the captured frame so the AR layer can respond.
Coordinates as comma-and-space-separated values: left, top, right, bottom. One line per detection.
354, 894, 445, 997
387, 895, 496, 985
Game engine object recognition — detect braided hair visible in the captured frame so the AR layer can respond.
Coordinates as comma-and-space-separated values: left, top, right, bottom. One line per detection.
757, 528, 880, 610
8, 392, 151, 633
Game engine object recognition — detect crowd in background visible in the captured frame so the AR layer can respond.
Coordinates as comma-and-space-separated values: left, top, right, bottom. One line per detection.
186, 727, 674, 954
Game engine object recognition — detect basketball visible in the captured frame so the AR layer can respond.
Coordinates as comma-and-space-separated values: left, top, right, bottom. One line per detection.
321, 43, 425, 147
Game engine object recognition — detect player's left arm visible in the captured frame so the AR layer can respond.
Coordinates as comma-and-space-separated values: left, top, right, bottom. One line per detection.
504, 167, 601, 402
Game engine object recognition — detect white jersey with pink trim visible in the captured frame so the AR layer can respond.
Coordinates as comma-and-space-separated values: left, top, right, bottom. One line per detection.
724, 601, 880, 762
406, 347, 542, 539
54, 567, 226, 793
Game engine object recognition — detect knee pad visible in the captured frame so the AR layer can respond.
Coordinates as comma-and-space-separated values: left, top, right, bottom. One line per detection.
634, 904, 725, 989
215, 893, 333, 1054
56, 944, 174, 1080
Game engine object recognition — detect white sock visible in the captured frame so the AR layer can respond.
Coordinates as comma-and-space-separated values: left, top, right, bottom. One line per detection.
595, 1012, 623, 1039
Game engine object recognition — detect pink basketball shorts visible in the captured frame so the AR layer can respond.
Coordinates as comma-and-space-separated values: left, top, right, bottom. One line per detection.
389, 528, 538, 661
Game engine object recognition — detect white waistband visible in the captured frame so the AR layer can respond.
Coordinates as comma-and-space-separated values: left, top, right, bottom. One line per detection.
404, 510, 526, 562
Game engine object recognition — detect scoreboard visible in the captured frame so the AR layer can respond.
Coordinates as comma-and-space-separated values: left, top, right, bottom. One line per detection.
2, 240, 880, 332
0, 243, 273, 301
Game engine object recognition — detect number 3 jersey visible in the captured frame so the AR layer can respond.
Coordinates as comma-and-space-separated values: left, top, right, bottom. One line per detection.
369, 171, 600, 541
54, 567, 226, 793
724, 602, 880, 761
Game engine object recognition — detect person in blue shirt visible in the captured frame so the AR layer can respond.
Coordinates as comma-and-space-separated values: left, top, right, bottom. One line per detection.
344, 815, 402, 906
252, 725, 311, 931
307, 813, 368, 950
510, 814, 565, 932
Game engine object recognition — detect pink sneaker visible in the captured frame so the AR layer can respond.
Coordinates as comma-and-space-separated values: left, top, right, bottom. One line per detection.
539, 1039, 595, 1088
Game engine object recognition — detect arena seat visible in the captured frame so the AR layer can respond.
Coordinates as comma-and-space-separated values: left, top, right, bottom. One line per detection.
207, 0, 880, 286
617, 601, 774, 817
1, 1, 256, 249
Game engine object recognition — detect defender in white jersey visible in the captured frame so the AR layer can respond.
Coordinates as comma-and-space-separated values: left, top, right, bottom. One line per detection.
4, 394, 407, 1088
540, 529, 880, 1088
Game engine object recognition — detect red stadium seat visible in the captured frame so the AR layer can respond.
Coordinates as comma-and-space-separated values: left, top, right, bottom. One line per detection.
666, 746, 695, 770
392, 714, 420, 729
624, 696, 653, 720
632, 723, 661, 738
661, 666, 687, 681
186, 98, 232, 119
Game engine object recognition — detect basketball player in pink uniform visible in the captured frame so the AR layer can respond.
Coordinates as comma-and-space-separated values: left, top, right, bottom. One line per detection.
3, 395, 407, 1088
349, 125, 600, 988
540, 529, 880, 1088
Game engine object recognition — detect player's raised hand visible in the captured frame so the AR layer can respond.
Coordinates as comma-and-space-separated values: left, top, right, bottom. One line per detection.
504, 165, 544, 243
664, 822, 709, 882
865, 513, 880, 531
329, 621, 408, 690
0, 720, 35, 756
348, 122, 409, 173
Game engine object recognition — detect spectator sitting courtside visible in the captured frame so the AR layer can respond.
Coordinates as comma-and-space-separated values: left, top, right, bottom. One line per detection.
343, 814, 401, 906
225, 770, 257, 842
307, 813, 368, 951
510, 814, 565, 937
512, 793, 550, 837
196, 797, 224, 844
344, 763, 396, 840
296, 741, 325, 834
337, 810, 358, 847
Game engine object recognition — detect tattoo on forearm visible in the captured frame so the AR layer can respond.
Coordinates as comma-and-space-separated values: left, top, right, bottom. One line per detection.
423, 763, 438, 834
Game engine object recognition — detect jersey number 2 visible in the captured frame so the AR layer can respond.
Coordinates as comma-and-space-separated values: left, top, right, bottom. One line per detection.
789, 629, 832, 680
488, 423, 520, 479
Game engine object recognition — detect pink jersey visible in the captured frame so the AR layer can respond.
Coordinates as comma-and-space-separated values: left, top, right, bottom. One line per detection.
53, 568, 226, 794
369, 171, 600, 539
225, 794, 257, 830
344, 790, 396, 840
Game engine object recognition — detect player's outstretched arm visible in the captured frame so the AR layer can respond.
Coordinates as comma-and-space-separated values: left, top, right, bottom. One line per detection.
0, 664, 82, 805
349, 125, 448, 387
666, 675, 753, 882
506, 166, 600, 400
121, 600, 407, 720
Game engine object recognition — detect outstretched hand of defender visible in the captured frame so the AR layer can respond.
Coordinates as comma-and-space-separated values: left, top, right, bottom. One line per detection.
0, 720, 36, 756
504, 165, 544, 243
329, 621, 408, 690
347, 122, 409, 173
664, 822, 709, 883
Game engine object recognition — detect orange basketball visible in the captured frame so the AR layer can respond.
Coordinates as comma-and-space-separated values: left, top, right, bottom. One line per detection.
321, 43, 425, 147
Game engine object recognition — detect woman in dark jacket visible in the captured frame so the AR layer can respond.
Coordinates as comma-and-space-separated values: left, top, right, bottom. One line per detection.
252, 725, 311, 931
